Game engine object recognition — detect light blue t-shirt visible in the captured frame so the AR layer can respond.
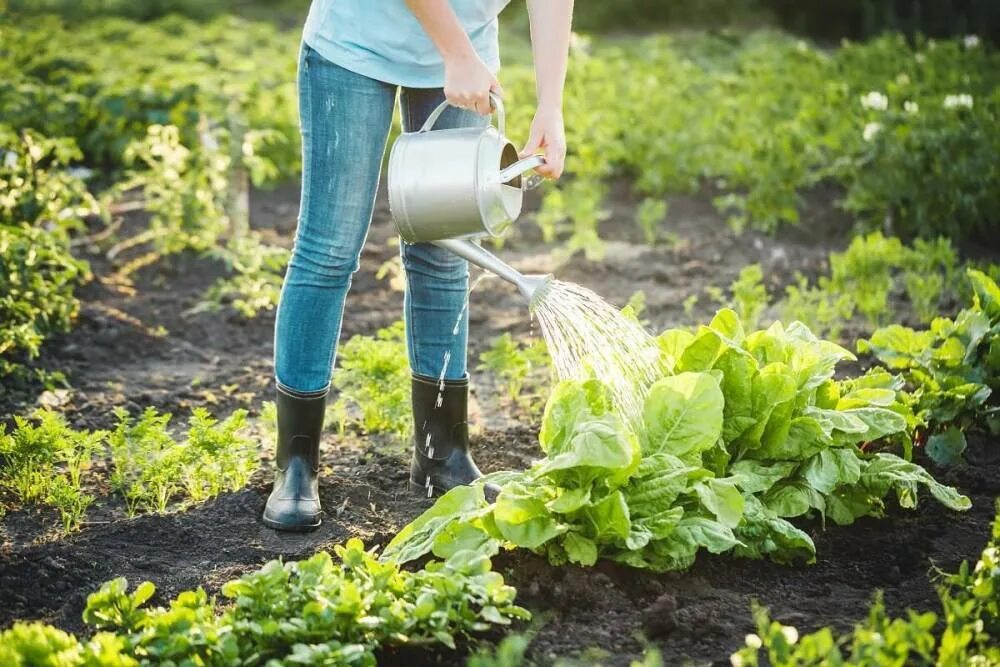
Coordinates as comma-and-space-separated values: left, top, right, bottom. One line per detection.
303, 0, 510, 88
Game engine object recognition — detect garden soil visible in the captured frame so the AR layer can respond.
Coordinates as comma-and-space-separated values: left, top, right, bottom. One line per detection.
1, 183, 997, 666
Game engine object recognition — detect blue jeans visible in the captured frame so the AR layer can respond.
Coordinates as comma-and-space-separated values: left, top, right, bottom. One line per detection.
274, 43, 488, 395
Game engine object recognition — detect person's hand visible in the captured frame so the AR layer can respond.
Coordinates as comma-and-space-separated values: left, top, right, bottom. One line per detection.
444, 52, 503, 116
521, 105, 566, 179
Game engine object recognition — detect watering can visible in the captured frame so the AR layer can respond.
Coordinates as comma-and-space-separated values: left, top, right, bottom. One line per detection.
387, 93, 552, 302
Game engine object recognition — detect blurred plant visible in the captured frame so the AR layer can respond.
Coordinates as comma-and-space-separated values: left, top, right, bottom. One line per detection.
478, 333, 551, 413
331, 321, 412, 437
635, 198, 668, 245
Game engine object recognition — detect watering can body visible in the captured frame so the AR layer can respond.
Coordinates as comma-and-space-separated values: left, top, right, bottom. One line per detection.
386, 94, 550, 301
387, 94, 544, 244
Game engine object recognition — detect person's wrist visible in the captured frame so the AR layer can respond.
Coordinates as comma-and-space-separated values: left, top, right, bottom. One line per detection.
535, 97, 563, 117
443, 42, 479, 68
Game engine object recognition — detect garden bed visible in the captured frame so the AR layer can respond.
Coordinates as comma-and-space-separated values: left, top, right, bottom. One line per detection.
1, 183, 997, 665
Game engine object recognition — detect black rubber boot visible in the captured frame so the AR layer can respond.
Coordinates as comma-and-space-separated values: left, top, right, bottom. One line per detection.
262, 384, 326, 531
409, 374, 494, 499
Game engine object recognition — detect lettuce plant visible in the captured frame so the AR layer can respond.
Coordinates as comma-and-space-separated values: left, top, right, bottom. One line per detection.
858, 269, 1000, 465
384, 309, 969, 572
731, 501, 1000, 667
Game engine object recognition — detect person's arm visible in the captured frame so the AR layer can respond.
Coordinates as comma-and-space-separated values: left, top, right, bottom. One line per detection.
521, 0, 573, 179
404, 0, 503, 116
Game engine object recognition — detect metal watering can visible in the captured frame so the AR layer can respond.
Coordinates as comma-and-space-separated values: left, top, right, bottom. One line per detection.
387, 93, 552, 301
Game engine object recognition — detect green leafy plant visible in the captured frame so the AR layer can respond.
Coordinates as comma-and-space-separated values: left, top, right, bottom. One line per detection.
331, 321, 412, 437
858, 268, 1000, 465
478, 333, 551, 413
108, 406, 258, 515
731, 500, 1000, 666
778, 232, 960, 339
635, 198, 668, 245
384, 309, 968, 572
2, 539, 527, 666
0, 409, 105, 532
728, 263, 769, 331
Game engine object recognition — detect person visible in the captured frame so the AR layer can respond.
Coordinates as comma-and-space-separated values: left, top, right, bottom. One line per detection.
263, 0, 574, 531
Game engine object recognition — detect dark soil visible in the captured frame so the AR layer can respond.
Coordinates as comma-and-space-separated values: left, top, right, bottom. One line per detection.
1, 181, 997, 666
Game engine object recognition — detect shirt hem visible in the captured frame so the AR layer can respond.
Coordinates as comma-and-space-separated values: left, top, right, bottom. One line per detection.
303, 34, 500, 89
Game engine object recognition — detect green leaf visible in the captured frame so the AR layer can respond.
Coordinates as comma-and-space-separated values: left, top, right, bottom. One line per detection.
967, 269, 1000, 321
758, 416, 830, 461
802, 448, 861, 494
563, 531, 598, 566
494, 483, 568, 549
715, 348, 758, 442
657, 329, 695, 374
674, 517, 741, 554
431, 521, 499, 561
677, 328, 724, 372
383, 484, 488, 563
642, 372, 725, 457
584, 489, 631, 540
734, 495, 816, 565
763, 480, 824, 518
926, 428, 967, 466
862, 453, 971, 512
729, 459, 797, 494
694, 477, 745, 528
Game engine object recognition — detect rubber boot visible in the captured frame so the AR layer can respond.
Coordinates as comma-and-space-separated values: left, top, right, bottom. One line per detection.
262, 385, 326, 531
409, 374, 495, 499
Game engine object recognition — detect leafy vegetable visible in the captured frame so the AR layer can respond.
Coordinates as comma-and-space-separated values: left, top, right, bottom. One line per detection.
385, 309, 969, 572
858, 269, 1000, 464
1, 539, 527, 666
732, 500, 1000, 666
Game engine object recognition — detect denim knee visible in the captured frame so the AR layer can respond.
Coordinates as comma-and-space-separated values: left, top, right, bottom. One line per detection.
401, 242, 469, 281
286, 235, 363, 287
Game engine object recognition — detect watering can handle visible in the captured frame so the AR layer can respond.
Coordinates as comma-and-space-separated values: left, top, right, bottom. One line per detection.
497, 154, 547, 190
419, 91, 505, 135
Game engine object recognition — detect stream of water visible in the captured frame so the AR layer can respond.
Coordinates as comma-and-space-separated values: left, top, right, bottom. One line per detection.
530, 279, 661, 432
421, 274, 658, 497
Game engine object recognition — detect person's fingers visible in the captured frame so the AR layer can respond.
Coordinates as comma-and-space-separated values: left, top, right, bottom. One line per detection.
472, 90, 491, 116
534, 141, 565, 179
520, 126, 544, 157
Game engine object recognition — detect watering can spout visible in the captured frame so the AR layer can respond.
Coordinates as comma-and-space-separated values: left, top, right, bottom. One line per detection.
432, 238, 553, 304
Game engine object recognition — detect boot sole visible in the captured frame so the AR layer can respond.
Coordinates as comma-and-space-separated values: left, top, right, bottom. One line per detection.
261, 513, 322, 532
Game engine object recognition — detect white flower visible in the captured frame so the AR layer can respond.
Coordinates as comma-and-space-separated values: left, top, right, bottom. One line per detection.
67, 166, 94, 180
861, 91, 889, 111
745, 633, 763, 649
730, 656, 744, 667
943, 94, 974, 110
896, 73, 911, 86
781, 626, 800, 645
965, 35, 981, 48
3, 151, 16, 169
863, 122, 882, 142
915, 53, 927, 64
904, 101, 919, 114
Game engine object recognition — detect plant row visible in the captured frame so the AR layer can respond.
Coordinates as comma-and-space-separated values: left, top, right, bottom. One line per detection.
383, 304, 971, 572
0, 406, 256, 531
732, 500, 1000, 666
0, 539, 527, 666
498, 31, 998, 255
